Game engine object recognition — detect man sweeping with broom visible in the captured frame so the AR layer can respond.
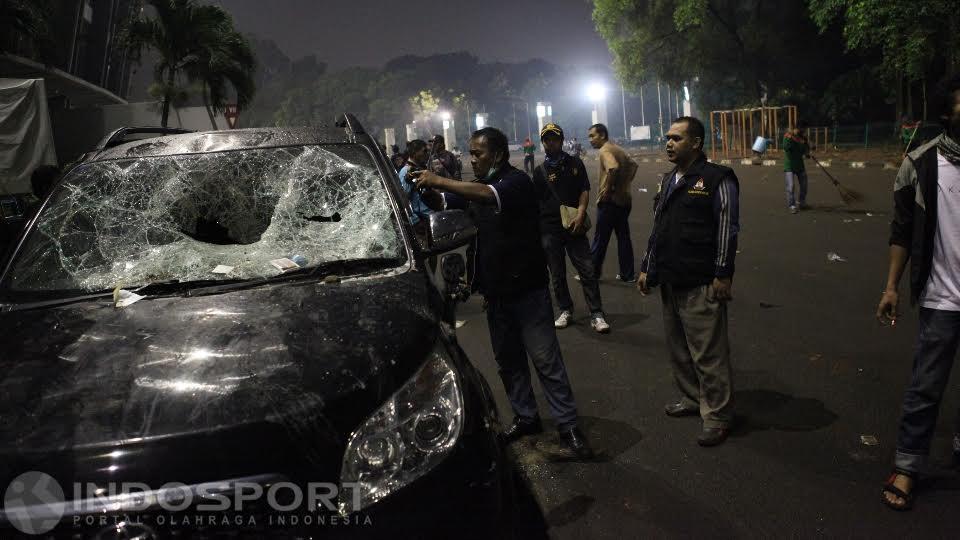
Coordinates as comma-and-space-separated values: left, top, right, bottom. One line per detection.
783, 122, 810, 214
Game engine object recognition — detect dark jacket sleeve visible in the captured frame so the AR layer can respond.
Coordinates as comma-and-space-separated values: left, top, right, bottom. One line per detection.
889, 158, 916, 252
712, 173, 740, 278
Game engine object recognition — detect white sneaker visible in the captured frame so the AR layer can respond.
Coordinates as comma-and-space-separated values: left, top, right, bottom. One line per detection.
790, 205, 798, 214
591, 315, 610, 334
554, 310, 573, 329
573, 275, 581, 281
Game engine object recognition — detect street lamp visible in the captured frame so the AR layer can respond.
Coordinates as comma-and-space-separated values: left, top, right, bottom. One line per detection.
586, 82, 608, 127
438, 110, 456, 148
535, 101, 553, 136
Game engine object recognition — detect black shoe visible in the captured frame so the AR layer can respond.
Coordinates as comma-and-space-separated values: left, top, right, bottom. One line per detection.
615, 273, 637, 282
664, 402, 699, 418
559, 427, 594, 460
697, 427, 730, 447
503, 416, 543, 443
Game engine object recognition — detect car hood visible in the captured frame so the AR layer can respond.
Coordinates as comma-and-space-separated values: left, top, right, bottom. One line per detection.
0, 269, 441, 479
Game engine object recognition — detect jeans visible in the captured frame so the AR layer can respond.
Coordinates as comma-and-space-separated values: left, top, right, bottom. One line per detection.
785, 171, 808, 208
894, 308, 960, 474
542, 229, 603, 316
485, 287, 579, 431
591, 202, 635, 279
524, 155, 535, 174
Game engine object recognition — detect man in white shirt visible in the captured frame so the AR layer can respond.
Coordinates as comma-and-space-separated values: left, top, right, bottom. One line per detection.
877, 75, 960, 511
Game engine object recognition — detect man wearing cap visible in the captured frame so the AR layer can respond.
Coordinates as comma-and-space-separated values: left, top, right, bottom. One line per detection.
534, 123, 610, 333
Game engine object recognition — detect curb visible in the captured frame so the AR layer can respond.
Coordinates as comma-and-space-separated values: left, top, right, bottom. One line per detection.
643, 157, 899, 168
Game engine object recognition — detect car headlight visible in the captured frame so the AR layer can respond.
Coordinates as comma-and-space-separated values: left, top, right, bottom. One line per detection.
338, 344, 463, 515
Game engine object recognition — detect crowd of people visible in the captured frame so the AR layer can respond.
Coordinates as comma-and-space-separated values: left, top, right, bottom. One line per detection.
403, 73, 960, 512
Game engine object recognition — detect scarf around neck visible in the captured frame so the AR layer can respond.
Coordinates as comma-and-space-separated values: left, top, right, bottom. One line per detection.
937, 132, 960, 165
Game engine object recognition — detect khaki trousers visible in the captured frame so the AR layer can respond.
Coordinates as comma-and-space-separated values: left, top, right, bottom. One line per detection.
660, 283, 734, 428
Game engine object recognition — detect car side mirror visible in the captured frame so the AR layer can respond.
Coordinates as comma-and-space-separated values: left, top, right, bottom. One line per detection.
426, 210, 477, 255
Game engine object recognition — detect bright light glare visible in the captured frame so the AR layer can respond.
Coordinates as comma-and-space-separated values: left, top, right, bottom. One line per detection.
536, 104, 546, 117
441, 111, 451, 121
475, 114, 485, 129
684, 85, 691, 102
586, 83, 607, 102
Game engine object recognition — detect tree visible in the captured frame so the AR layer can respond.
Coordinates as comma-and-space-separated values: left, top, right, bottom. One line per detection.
592, 0, 858, 116
809, 0, 960, 120
185, 27, 256, 129
124, 0, 256, 127
0, 0, 55, 59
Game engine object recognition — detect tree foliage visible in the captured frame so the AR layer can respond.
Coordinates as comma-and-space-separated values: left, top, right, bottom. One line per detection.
592, 0, 952, 121
592, 0, 858, 114
123, 0, 256, 127
809, 0, 959, 80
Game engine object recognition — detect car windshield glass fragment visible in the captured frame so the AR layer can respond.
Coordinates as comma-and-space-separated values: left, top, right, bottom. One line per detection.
4, 145, 404, 293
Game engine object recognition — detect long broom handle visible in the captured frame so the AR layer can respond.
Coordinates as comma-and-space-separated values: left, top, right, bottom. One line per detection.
902, 124, 920, 158
809, 154, 840, 186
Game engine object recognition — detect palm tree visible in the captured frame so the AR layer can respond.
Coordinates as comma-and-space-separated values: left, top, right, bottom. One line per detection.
186, 28, 255, 129
124, 0, 255, 128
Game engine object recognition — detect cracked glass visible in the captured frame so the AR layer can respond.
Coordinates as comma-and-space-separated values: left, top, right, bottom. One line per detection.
4, 144, 405, 293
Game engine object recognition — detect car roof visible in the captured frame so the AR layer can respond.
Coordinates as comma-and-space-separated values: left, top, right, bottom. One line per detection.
95, 126, 194, 151
90, 126, 362, 162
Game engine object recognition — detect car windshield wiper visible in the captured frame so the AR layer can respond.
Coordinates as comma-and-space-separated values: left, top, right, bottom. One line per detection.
0, 258, 406, 310
180, 257, 405, 297
0, 291, 115, 312
131, 278, 245, 296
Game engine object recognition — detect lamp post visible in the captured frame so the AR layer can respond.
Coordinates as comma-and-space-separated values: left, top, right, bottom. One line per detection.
621, 82, 628, 140
586, 82, 608, 127
440, 110, 456, 149
536, 101, 553, 136
657, 80, 663, 139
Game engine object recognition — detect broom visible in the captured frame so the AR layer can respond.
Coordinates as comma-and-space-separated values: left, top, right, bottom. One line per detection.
809, 154, 864, 205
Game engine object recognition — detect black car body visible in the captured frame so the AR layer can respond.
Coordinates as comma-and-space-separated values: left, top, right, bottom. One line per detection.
0, 118, 511, 538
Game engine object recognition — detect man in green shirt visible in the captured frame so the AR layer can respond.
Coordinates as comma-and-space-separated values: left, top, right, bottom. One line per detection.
783, 124, 810, 214
522, 137, 537, 174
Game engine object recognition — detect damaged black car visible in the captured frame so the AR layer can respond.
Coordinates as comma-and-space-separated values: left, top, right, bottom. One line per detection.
0, 117, 515, 538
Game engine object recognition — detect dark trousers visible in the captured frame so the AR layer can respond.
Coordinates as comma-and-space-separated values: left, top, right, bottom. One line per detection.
895, 308, 960, 473
660, 283, 734, 428
485, 287, 579, 431
524, 155, 535, 174
542, 229, 603, 315
591, 202, 635, 278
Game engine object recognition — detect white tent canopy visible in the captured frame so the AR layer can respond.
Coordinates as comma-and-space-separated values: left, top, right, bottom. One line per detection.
0, 78, 58, 195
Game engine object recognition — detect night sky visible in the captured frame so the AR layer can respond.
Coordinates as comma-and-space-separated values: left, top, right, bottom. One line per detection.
208, 0, 613, 68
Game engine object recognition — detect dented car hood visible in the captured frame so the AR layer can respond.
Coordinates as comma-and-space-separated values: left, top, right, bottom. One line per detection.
0, 270, 439, 459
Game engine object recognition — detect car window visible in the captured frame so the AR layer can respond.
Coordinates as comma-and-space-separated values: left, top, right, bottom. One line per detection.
2, 144, 405, 294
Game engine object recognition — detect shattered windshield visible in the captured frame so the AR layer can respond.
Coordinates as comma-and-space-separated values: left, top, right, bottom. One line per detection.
3, 144, 405, 294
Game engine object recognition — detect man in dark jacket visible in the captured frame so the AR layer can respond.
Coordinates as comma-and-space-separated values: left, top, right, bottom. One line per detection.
533, 123, 609, 333
877, 75, 960, 511
412, 127, 593, 459
637, 116, 741, 447
429, 135, 462, 180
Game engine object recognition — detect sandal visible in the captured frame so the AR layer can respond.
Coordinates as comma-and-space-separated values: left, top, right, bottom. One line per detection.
881, 470, 915, 511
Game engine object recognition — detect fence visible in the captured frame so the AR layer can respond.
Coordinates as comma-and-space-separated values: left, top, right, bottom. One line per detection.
705, 121, 942, 156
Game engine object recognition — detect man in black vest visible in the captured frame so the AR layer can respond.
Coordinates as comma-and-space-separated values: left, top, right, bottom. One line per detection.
411, 127, 593, 459
637, 116, 741, 447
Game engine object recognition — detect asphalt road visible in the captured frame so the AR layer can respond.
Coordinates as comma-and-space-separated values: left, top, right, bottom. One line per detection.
454, 151, 959, 538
